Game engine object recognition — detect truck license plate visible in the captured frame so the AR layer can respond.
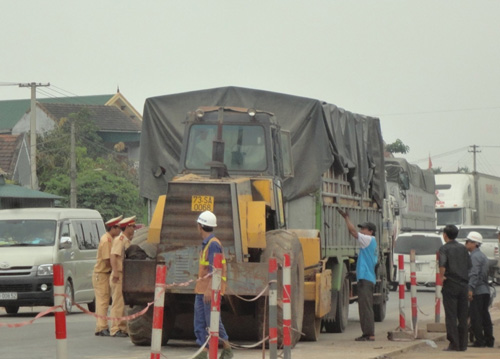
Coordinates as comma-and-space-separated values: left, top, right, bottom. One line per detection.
0, 292, 17, 300
191, 195, 214, 212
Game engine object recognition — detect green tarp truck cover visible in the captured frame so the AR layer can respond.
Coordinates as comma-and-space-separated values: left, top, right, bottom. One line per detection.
139, 87, 385, 207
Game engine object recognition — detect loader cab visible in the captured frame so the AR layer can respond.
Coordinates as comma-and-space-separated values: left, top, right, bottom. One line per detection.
179, 106, 293, 180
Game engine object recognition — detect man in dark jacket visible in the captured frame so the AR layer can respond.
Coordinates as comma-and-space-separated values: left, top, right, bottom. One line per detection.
439, 224, 472, 351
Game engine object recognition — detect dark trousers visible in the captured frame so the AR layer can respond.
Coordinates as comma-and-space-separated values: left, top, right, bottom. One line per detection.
470, 293, 495, 346
358, 279, 375, 337
442, 281, 468, 350
194, 294, 229, 347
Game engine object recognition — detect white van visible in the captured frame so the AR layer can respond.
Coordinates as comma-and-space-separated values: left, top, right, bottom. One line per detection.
0, 208, 105, 314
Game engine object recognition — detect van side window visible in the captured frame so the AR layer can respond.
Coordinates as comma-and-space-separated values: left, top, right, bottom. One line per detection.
73, 221, 86, 250
81, 221, 98, 250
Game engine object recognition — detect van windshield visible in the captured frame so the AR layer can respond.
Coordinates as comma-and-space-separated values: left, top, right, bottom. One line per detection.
394, 235, 443, 255
0, 220, 57, 247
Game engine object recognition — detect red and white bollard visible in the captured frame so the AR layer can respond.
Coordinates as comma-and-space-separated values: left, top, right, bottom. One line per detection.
409, 250, 418, 334
435, 251, 442, 323
209, 253, 223, 359
53, 264, 68, 359
398, 254, 406, 330
283, 253, 292, 359
268, 257, 278, 359
150, 262, 167, 359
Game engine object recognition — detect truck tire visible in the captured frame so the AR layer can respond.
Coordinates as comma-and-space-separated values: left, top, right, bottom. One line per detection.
127, 301, 176, 346
323, 263, 349, 333
256, 230, 305, 347
87, 299, 96, 312
302, 301, 321, 341
5, 305, 19, 314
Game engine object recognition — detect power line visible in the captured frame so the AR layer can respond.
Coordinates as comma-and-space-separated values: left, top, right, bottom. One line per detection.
376, 105, 500, 117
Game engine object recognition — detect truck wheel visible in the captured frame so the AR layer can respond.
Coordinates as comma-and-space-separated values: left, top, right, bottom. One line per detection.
5, 305, 19, 314
64, 281, 74, 314
87, 299, 96, 313
373, 295, 387, 322
127, 300, 176, 346
302, 301, 321, 341
322, 263, 349, 333
256, 230, 305, 347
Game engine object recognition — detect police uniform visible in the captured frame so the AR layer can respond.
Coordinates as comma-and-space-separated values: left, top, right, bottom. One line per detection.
92, 215, 122, 336
109, 216, 135, 337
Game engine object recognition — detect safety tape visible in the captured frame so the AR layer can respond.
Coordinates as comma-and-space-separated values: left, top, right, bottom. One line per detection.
0, 305, 60, 328
224, 280, 275, 302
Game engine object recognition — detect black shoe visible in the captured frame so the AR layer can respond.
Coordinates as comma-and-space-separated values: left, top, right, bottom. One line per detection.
355, 335, 375, 341
95, 329, 110, 337
470, 342, 485, 348
112, 330, 128, 338
443, 345, 458, 351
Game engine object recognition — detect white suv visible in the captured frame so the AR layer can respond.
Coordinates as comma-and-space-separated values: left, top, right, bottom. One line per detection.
392, 231, 444, 290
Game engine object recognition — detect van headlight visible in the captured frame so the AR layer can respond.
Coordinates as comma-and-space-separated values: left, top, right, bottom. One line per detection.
37, 264, 53, 276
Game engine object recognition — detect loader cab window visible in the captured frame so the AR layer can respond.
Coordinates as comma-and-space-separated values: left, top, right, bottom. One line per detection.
280, 131, 293, 178
185, 124, 267, 172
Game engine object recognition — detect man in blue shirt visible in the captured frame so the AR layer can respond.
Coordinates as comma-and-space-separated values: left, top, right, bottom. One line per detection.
338, 209, 378, 341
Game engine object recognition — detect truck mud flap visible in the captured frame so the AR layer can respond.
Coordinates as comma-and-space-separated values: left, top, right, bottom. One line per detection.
123, 259, 156, 305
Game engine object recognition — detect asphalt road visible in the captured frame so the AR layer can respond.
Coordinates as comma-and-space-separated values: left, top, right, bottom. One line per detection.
0, 287, 486, 359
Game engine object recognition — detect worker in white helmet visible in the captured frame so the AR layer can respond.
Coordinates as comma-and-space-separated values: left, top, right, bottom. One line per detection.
465, 231, 495, 348
193, 211, 233, 359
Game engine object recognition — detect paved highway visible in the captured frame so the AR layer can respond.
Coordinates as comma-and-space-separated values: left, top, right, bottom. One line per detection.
0, 288, 474, 359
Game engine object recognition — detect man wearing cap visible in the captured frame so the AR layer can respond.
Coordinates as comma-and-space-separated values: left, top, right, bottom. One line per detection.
92, 215, 123, 336
465, 231, 495, 348
193, 211, 233, 359
109, 216, 136, 338
439, 224, 471, 351
337, 209, 378, 341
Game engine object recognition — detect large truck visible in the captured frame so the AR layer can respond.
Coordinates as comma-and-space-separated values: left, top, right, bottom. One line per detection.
123, 87, 392, 346
385, 157, 436, 237
435, 172, 500, 226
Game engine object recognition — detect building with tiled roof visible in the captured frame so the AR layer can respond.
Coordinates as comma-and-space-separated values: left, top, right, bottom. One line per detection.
0, 134, 30, 187
0, 91, 143, 167
0, 174, 62, 209
0, 92, 141, 133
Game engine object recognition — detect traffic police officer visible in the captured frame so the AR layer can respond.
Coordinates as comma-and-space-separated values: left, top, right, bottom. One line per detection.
193, 211, 233, 359
93, 215, 123, 336
109, 215, 136, 337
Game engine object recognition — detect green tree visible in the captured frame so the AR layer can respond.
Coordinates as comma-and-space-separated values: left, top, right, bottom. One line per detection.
37, 108, 146, 223
386, 139, 410, 154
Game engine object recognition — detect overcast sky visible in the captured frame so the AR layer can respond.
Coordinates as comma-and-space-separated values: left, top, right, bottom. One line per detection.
1, 1, 499, 175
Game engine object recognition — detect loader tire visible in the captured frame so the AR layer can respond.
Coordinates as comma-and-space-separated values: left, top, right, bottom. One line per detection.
127, 301, 176, 346
256, 230, 305, 347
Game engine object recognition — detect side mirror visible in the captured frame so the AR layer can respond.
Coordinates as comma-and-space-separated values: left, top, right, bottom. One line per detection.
59, 236, 72, 249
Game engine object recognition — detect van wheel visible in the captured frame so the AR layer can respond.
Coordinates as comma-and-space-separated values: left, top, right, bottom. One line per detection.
5, 305, 19, 314
87, 299, 96, 312
64, 281, 74, 314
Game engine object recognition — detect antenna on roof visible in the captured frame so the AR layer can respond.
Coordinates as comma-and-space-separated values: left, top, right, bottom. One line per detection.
117, 85, 120, 93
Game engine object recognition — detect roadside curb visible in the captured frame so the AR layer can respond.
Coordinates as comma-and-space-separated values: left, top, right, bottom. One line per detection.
373, 301, 500, 358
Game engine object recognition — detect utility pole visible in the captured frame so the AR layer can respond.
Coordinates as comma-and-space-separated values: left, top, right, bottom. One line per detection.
18, 82, 50, 190
70, 121, 77, 208
468, 144, 481, 174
